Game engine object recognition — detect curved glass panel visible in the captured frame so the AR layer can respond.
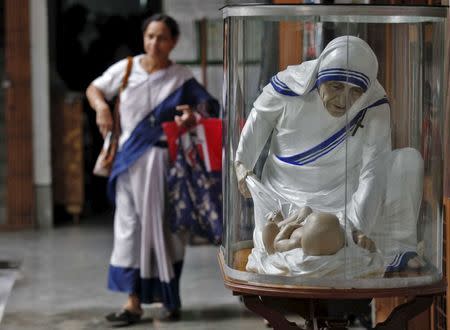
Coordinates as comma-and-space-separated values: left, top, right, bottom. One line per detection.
223, 5, 447, 22
222, 5, 446, 289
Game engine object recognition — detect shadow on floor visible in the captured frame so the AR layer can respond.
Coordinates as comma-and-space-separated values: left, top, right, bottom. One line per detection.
173, 304, 256, 322
2, 304, 259, 330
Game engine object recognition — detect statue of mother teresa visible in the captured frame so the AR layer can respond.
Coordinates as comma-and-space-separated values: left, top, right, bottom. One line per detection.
235, 36, 424, 277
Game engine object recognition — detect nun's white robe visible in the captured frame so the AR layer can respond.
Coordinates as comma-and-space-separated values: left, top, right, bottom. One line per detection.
236, 36, 423, 277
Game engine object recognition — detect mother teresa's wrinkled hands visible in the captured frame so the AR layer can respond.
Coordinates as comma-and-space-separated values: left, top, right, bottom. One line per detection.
234, 161, 254, 199
352, 229, 377, 253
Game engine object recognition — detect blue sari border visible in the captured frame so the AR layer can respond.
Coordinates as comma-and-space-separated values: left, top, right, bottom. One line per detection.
108, 265, 140, 294
108, 261, 184, 311
270, 75, 299, 96
385, 251, 418, 273
107, 77, 219, 203
276, 97, 388, 166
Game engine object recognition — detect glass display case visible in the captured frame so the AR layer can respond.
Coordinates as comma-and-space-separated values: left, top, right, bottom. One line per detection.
221, 4, 447, 290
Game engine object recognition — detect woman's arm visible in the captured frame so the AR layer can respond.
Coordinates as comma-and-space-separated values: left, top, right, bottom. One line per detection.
85, 58, 129, 138
86, 84, 113, 138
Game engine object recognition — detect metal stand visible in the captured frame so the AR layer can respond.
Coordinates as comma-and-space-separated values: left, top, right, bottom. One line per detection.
240, 294, 434, 330
218, 251, 446, 330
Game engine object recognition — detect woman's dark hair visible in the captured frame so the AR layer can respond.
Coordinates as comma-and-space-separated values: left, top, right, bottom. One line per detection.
141, 14, 180, 39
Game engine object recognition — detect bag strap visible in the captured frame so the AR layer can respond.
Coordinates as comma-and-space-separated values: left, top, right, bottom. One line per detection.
113, 56, 133, 137
120, 56, 133, 92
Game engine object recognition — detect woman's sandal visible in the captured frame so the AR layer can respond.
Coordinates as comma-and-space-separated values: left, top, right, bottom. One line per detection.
164, 309, 181, 321
155, 309, 181, 323
105, 309, 142, 326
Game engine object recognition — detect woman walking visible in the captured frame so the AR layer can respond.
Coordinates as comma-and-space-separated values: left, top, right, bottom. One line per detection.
86, 13, 219, 326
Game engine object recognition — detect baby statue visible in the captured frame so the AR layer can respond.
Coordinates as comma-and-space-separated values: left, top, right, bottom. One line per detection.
262, 206, 376, 256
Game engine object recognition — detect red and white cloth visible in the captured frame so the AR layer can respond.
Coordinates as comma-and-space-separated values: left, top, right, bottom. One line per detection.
162, 118, 222, 172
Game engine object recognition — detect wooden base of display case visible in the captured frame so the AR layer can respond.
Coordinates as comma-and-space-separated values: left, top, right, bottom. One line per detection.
219, 250, 446, 330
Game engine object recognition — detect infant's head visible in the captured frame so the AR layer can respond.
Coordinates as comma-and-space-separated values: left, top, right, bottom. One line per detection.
301, 213, 345, 256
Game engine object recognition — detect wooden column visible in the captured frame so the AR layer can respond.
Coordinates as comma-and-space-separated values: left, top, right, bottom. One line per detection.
444, 6, 450, 330
2, 0, 35, 229
51, 94, 84, 223
274, 0, 303, 70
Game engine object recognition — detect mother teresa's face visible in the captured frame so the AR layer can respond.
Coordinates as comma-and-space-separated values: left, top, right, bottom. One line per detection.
319, 81, 364, 117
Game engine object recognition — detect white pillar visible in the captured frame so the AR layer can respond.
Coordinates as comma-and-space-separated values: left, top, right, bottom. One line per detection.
30, 0, 53, 228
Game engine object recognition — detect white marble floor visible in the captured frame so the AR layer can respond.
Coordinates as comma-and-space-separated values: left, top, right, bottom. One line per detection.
0, 215, 368, 329
0, 270, 16, 324
0, 215, 262, 330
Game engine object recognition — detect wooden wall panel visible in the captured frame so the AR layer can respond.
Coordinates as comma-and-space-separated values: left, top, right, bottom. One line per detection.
278, 22, 303, 70
274, 0, 303, 70
444, 4, 450, 206
1, 0, 35, 229
51, 94, 84, 223
444, 7, 450, 330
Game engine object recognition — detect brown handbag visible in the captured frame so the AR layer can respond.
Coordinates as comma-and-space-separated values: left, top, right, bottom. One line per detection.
92, 56, 133, 177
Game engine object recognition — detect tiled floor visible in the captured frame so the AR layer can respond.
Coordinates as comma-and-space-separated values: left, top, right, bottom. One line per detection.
0, 215, 367, 329
0, 270, 16, 324
0, 215, 262, 330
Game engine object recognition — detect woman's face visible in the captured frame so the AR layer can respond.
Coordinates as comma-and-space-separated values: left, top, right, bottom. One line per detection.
143, 21, 177, 61
319, 81, 364, 117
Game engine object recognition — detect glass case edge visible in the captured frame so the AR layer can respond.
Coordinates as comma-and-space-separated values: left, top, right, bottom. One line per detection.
222, 5, 447, 20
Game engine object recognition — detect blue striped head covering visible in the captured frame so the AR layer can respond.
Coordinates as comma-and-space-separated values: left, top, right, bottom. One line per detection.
317, 68, 370, 91
277, 36, 379, 97
317, 36, 378, 92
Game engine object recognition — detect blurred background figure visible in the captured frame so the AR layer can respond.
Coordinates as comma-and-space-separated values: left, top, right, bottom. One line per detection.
86, 13, 219, 326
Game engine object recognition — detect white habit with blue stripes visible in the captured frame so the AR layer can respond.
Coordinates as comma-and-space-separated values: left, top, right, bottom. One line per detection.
236, 37, 423, 276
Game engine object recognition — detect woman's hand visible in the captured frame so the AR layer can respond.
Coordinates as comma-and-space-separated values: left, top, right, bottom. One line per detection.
96, 104, 113, 138
86, 84, 113, 138
175, 104, 197, 129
